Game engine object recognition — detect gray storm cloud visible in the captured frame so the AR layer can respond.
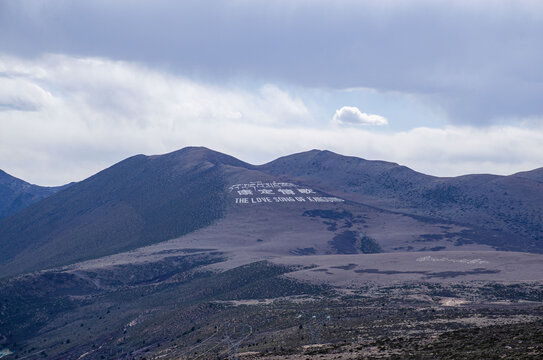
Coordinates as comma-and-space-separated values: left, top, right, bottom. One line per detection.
1, 0, 543, 124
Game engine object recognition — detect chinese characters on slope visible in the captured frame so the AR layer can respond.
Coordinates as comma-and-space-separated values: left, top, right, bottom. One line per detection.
229, 181, 344, 205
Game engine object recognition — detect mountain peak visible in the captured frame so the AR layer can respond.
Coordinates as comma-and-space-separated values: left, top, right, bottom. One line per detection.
261, 148, 404, 175
154, 146, 252, 169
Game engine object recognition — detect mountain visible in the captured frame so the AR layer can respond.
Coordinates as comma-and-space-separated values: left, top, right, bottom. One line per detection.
1, 147, 543, 279
0, 147, 248, 276
1, 147, 543, 359
0, 169, 66, 219
262, 149, 543, 249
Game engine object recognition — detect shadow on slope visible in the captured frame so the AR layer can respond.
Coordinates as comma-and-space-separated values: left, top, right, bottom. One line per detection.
0, 147, 244, 277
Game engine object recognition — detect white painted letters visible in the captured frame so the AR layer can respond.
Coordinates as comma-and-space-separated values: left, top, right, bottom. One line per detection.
231, 181, 344, 205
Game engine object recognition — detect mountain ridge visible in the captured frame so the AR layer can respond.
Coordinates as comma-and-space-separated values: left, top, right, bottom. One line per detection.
260, 149, 543, 247
1, 146, 542, 278
0, 148, 230, 276
0, 169, 67, 219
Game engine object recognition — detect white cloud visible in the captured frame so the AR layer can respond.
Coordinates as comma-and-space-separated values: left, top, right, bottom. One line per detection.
332, 106, 388, 126
0, 77, 54, 111
0, 54, 312, 184
0, 54, 542, 185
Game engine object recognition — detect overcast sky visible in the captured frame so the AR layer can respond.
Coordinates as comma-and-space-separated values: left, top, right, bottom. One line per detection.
1, 0, 543, 185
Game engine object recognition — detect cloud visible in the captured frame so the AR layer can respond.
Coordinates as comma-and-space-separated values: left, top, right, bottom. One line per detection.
0, 54, 542, 186
1, 0, 543, 124
0, 76, 54, 111
0, 54, 312, 184
332, 106, 388, 126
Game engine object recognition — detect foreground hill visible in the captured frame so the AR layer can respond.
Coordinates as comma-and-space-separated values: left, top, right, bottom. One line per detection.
1, 249, 542, 359
0, 169, 65, 219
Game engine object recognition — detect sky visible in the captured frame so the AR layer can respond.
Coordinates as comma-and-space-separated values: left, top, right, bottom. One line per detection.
1, 0, 543, 185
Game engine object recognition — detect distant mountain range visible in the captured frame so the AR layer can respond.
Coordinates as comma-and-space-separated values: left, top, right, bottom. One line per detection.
1, 147, 542, 277
0, 169, 67, 219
